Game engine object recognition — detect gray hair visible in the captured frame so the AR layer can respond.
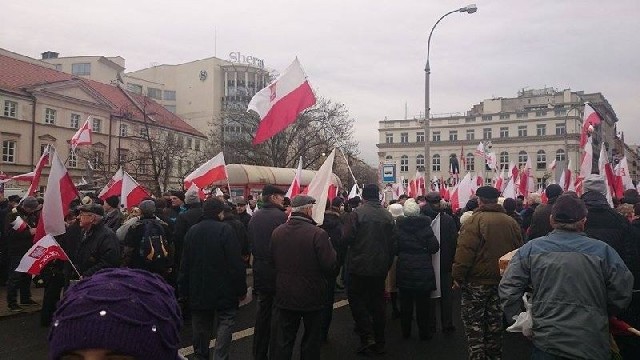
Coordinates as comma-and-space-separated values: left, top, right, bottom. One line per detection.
552, 221, 582, 232
291, 204, 314, 213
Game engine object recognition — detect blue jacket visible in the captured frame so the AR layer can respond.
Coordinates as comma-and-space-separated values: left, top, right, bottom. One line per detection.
499, 230, 633, 360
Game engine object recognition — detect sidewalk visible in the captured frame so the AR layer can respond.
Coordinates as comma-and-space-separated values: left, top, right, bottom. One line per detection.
0, 284, 44, 319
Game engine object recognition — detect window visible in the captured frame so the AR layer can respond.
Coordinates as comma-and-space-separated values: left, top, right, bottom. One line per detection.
499, 114, 510, 120
432, 154, 441, 172
537, 178, 544, 188
516, 111, 528, 119
416, 132, 424, 143
139, 126, 149, 139
555, 123, 566, 135
402, 178, 409, 188
45, 108, 56, 124
466, 129, 475, 141
164, 105, 176, 113
483, 128, 492, 140
465, 117, 476, 123
54, 64, 62, 71
449, 131, 457, 141
2, 140, 16, 163
416, 154, 425, 168
518, 125, 527, 137
536, 150, 546, 169
71, 63, 91, 75
68, 149, 77, 168
500, 127, 509, 138
499, 152, 509, 169
147, 87, 162, 100
92, 118, 101, 133
70, 113, 80, 129
385, 155, 393, 161
466, 153, 475, 171
93, 151, 104, 168
556, 149, 566, 162
127, 83, 143, 94
3, 100, 17, 118
554, 108, 567, 116
163, 90, 176, 101
119, 123, 128, 137
187, 137, 193, 149
385, 133, 393, 144
482, 115, 492, 121
518, 151, 528, 167
400, 132, 408, 143
400, 155, 408, 172
535, 110, 547, 117
536, 124, 546, 136
195, 139, 201, 151
139, 159, 147, 174
118, 152, 127, 165
432, 131, 441, 142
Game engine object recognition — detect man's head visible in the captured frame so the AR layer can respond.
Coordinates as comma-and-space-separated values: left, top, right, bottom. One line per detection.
202, 198, 226, 220
331, 197, 344, 212
138, 200, 156, 218
235, 197, 247, 214
8, 195, 21, 207
78, 204, 104, 230
545, 184, 563, 201
103, 196, 119, 211
527, 193, 542, 206
583, 174, 608, 197
503, 198, 517, 214
426, 192, 442, 209
403, 198, 421, 217
550, 193, 588, 232
48, 268, 182, 360
20, 196, 40, 213
261, 185, 286, 207
362, 184, 380, 202
397, 194, 408, 205
291, 195, 316, 218
476, 186, 500, 205
169, 190, 185, 208
622, 189, 639, 205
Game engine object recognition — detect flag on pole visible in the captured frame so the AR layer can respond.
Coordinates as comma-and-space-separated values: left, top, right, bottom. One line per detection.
26, 146, 51, 197
33, 149, 79, 241
451, 173, 472, 213
305, 149, 336, 225
518, 157, 534, 197
580, 103, 602, 148
248, 58, 316, 145
98, 168, 124, 200
14, 234, 68, 275
286, 157, 303, 199
503, 177, 517, 199
184, 152, 228, 189
348, 184, 361, 199
11, 216, 28, 231
430, 214, 442, 299
579, 136, 593, 179
70, 118, 93, 151
598, 145, 615, 206
474, 142, 485, 157
185, 183, 206, 201
122, 171, 150, 209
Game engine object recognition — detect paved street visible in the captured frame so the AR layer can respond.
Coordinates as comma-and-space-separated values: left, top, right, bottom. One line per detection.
0, 287, 531, 359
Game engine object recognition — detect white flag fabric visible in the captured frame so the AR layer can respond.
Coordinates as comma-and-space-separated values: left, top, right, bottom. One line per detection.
430, 214, 442, 299
348, 183, 360, 199
121, 171, 150, 209
70, 118, 92, 151
579, 137, 593, 179
305, 149, 336, 225
184, 152, 228, 189
503, 177, 517, 199
286, 156, 303, 199
98, 168, 124, 200
15, 234, 68, 275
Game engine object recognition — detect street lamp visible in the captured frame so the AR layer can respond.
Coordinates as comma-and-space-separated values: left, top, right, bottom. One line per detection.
424, 4, 477, 181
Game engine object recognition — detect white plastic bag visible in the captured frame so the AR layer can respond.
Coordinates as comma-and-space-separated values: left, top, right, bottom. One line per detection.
239, 286, 253, 307
506, 292, 532, 337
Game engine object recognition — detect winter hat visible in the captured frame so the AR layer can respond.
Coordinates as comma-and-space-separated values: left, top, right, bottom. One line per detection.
105, 195, 119, 208
503, 198, 517, 214
583, 174, 607, 197
622, 189, 639, 205
48, 268, 182, 360
184, 188, 201, 205
170, 190, 185, 203
476, 186, 500, 199
21, 196, 39, 211
362, 184, 380, 201
331, 197, 344, 208
262, 185, 286, 198
552, 193, 588, 224
545, 184, 563, 200
403, 198, 421, 217
202, 198, 226, 218
426, 192, 442, 203
139, 199, 156, 216
78, 203, 105, 217
388, 203, 404, 218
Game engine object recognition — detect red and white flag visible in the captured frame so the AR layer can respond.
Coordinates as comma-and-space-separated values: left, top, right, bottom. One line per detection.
15, 234, 68, 275
580, 103, 602, 148
122, 171, 150, 209
474, 142, 485, 157
98, 168, 123, 200
286, 157, 303, 199
615, 156, 634, 192
579, 136, 593, 179
184, 152, 228, 189
598, 145, 615, 206
185, 183, 206, 201
451, 173, 472, 213
305, 149, 336, 225
11, 216, 28, 231
518, 157, 535, 197
70, 118, 93, 152
503, 177, 517, 199
33, 149, 79, 241
26, 146, 51, 197
560, 159, 574, 192
248, 58, 316, 145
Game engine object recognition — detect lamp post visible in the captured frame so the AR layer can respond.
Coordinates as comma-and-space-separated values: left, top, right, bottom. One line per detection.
424, 4, 477, 181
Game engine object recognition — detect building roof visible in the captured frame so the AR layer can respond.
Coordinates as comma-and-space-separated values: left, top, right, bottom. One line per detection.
0, 51, 204, 138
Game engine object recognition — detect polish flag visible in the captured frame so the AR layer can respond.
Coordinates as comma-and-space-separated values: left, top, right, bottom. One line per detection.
98, 168, 123, 200
494, 168, 504, 193
70, 118, 93, 151
539, 186, 548, 204
598, 146, 615, 206
11, 216, 28, 231
474, 142, 485, 157
33, 149, 79, 241
451, 173, 472, 213
328, 184, 338, 201
518, 157, 534, 197
185, 183, 206, 201
579, 136, 593, 179
14, 234, 68, 275
184, 152, 228, 189
122, 171, 150, 209
286, 157, 303, 199
580, 103, 602, 148
502, 177, 517, 199
548, 159, 557, 172
248, 58, 316, 145
615, 156, 635, 191
560, 159, 574, 192
305, 149, 335, 225
509, 162, 519, 184
26, 146, 51, 197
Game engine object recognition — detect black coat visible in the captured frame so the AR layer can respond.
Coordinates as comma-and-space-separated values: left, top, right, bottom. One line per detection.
421, 205, 458, 272
173, 203, 202, 247
527, 197, 558, 241
237, 210, 252, 229
5, 207, 39, 258
248, 203, 287, 293
75, 222, 121, 277
179, 219, 247, 310
222, 213, 250, 257
320, 210, 347, 268
394, 215, 440, 291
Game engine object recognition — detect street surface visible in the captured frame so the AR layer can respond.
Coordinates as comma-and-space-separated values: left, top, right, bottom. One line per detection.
0, 289, 531, 359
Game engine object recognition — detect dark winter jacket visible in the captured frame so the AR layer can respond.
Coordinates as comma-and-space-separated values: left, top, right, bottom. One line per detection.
248, 202, 288, 293
422, 205, 458, 273
394, 215, 440, 291
527, 197, 559, 241
343, 201, 395, 277
103, 208, 123, 233
237, 210, 252, 229
179, 219, 247, 310
520, 203, 539, 232
122, 216, 173, 275
271, 214, 337, 311
5, 207, 39, 257
75, 221, 121, 277
222, 212, 250, 257
173, 203, 203, 248
320, 210, 347, 269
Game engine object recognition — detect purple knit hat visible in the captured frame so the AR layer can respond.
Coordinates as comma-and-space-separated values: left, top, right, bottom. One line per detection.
48, 268, 182, 360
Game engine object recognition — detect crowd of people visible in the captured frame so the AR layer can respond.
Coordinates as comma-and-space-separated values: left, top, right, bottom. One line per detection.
0, 172, 639, 359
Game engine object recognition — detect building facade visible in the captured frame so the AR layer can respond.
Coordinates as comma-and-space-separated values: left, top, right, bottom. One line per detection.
377, 88, 621, 188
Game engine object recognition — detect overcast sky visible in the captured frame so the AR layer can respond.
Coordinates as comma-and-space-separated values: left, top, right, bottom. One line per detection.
2, 0, 639, 165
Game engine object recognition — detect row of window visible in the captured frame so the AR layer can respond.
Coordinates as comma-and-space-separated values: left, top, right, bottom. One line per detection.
465, 109, 572, 123
124, 83, 176, 101
387, 149, 566, 172
385, 123, 566, 144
